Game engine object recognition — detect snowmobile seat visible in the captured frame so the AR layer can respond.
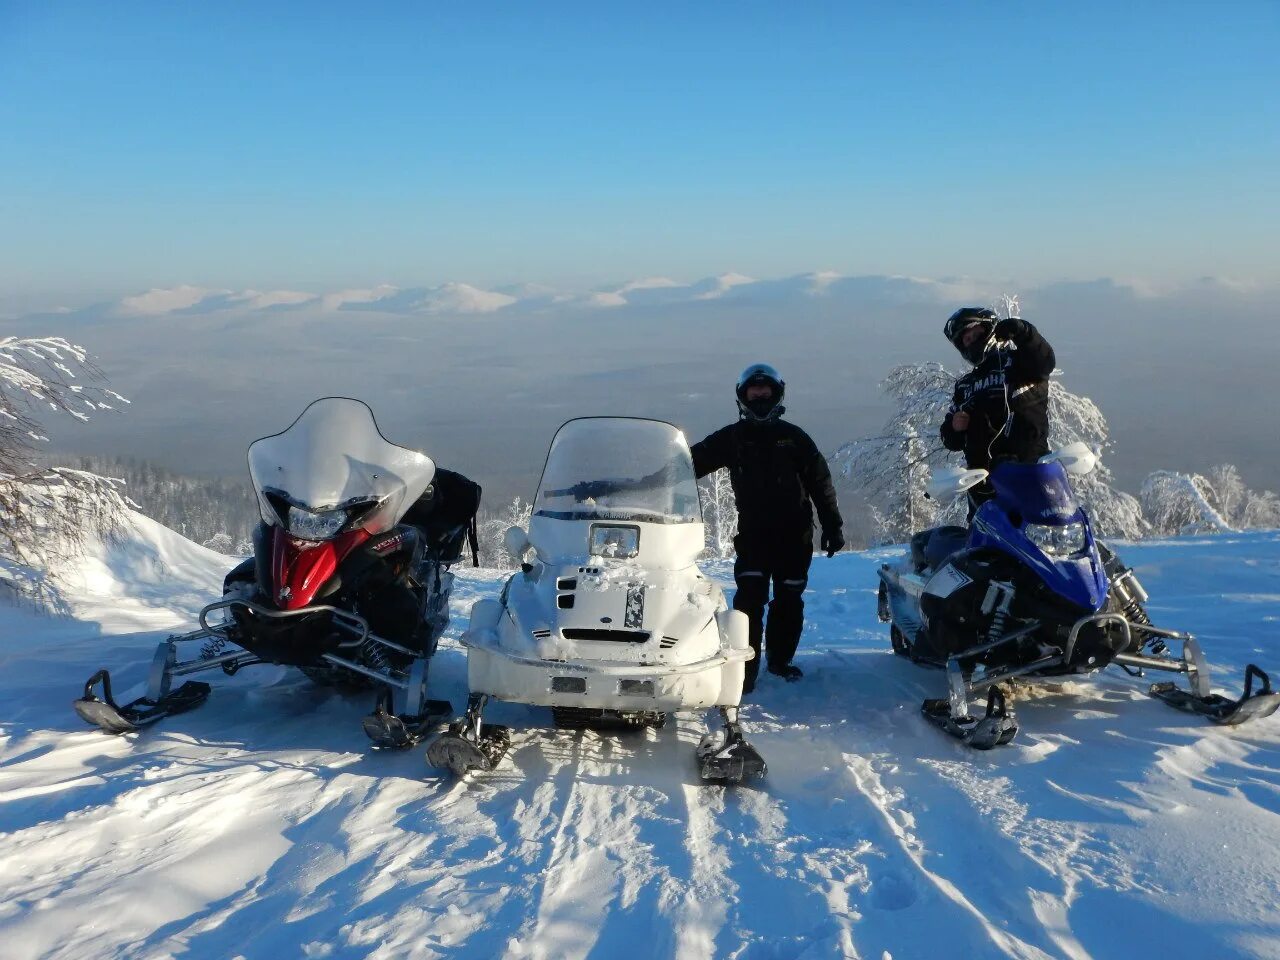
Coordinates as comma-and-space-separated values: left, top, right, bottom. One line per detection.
910, 525, 970, 572
402, 469, 482, 567
431, 523, 468, 566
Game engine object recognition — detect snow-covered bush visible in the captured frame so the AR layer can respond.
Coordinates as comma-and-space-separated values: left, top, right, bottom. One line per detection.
0, 336, 133, 595
1141, 465, 1280, 536
476, 495, 534, 569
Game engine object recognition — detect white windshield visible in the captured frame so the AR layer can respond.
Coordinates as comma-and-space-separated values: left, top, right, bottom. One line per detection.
248, 397, 435, 536
533, 418, 701, 525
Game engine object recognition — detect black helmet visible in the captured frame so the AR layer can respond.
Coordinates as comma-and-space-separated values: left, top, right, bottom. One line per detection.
736, 363, 785, 422
944, 307, 999, 363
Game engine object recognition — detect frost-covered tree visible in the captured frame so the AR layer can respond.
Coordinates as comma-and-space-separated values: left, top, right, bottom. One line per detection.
476, 495, 534, 569
65, 454, 258, 549
1141, 471, 1232, 534
1239, 487, 1280, 529
1203, 464, 1280, 529
1044, 381, 1147, 537
1141, 465, 1280, 535
698, 468, 737, 560
201, 532, 236, 555
829, 361, 958, 543
0, 336, 134, 594
879, 427, 934, 541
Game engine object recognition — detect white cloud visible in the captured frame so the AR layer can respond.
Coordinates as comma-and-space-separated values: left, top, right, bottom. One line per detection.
417, 282, 517, 314
118, 285, 227, 315
693, 272, 757, 300
807, 271, 843, 293
321, 285, 399, 311
617, 276, 682, 293
230, 289, 318, 310
85, 271, 1280, 325
586, 291, 628, 308
581, 276, 683, 308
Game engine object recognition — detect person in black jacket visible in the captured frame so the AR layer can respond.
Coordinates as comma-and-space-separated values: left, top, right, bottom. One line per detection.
690, 364, 844, 692
940, 308, 1056, 516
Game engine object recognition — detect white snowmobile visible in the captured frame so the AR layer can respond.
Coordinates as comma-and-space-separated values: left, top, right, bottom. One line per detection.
74, 398, 456, 743
426, 417, 765, 783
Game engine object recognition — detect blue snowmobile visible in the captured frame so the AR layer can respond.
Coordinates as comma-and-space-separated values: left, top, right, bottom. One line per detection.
877, 444, 1280, 748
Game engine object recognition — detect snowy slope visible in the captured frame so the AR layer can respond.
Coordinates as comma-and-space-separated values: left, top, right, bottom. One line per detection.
2, 522, 1279, 960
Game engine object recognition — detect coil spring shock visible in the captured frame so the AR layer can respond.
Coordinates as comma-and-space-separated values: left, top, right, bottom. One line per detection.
361, 637, 392, 674
200, 634, 230, 660
982, 582, 1014, 644
1119, 595, 1151, 626
1112, 569, 1163, 653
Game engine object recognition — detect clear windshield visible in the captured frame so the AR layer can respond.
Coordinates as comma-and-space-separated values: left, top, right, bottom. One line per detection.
248, 397, 436, 535
533, 418, 701, 525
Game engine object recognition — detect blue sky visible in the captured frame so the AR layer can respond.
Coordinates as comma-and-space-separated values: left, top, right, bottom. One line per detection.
2, 1, 1277, 306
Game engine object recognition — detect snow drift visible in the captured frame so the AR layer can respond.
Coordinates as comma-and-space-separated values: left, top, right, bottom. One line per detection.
1, 517, 1279, 959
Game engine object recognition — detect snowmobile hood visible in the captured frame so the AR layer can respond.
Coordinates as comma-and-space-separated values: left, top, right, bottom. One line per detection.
248, 397, 435, 537
270, 525, 371, 610
495, 561, 724, 667
971, 503, 1108, 612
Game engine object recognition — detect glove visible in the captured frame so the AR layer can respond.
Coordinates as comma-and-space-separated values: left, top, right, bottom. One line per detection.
821, 529, 845, 558
994, 317, 1023, 341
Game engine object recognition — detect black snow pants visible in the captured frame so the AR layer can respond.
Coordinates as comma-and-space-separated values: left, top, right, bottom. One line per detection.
732, 533, 814, 691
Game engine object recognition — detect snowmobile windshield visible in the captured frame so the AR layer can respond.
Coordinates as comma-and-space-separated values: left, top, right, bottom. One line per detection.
990, 460, 1083, 525
533, 418, 701, 525
247, 397, 436, 537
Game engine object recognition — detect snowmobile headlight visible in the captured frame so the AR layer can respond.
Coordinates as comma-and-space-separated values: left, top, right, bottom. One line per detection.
286, 505, 348, 541
589, 524, 639, 559
1024, 520, 1088, 558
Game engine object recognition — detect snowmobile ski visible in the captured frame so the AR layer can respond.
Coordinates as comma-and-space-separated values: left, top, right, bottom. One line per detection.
426, 693, 511, 775
1149, 663, 1280, 726
697, 706, 767, 783
922, 686, 1019, 749
426, 723, 512, 776
73, 669, 211, 735
362, 689, 455, 749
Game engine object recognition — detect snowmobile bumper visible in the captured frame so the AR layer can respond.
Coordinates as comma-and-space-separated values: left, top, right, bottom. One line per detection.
1149, 664, 1280, 725
461, 637, 752, 712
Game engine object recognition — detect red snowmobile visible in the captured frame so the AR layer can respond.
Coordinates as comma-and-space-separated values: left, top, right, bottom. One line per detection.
74, 397, 476, 747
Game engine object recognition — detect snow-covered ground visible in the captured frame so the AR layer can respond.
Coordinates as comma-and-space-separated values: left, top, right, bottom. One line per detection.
2, 518, 1279, 959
